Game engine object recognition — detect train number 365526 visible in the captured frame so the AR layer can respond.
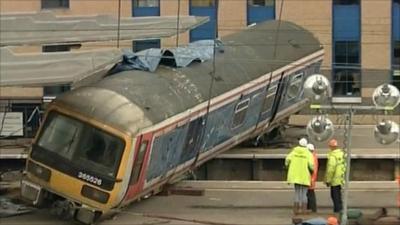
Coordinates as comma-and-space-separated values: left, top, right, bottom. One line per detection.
78, 172, 102, 186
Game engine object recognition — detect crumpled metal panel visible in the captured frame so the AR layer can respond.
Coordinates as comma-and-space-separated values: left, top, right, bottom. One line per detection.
0, 12, 208, 46
0, 47, 122, 86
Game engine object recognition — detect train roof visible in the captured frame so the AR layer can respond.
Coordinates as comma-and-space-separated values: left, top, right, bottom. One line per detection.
56, 20, 322, 136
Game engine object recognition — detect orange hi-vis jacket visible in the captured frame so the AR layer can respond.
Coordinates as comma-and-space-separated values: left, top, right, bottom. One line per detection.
309, 151, 319, 190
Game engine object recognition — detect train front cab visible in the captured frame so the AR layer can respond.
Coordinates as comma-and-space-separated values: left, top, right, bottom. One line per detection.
21, 104, 135, 224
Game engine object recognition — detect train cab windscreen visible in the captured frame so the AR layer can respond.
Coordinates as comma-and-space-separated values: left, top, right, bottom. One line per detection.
32, 112, 125, 179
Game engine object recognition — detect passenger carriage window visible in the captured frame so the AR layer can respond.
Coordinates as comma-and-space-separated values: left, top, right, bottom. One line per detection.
232, 98, 250, 129
262, 85, 277, 113
130, 140, 148, 184
286, 72, 304, 101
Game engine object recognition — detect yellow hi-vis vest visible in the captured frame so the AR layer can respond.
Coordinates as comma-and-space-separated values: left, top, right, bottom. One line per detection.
285, 146, 314, 186
324, 148, 346, 186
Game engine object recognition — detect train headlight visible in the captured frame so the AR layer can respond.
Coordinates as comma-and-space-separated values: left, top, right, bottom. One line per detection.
27, 160, 51, 182
303, 74, 331, 104
372, 84, 400, 109
374, 120, 399, 145
306, 115, 334, 142
81, 185, 109, 204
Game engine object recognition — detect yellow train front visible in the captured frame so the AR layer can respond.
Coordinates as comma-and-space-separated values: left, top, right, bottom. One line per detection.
21, 20, 324, 224
21, 100, 138, 223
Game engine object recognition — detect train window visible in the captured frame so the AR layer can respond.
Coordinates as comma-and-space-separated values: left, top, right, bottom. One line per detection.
261, 85, 277, 113
131, 141, 148, 184
232, 98, 250, 129
286, 72, 304, 101
36, 112, 125, 178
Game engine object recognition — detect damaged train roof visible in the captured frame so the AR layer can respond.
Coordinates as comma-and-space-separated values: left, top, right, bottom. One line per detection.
56, 21, 323, 135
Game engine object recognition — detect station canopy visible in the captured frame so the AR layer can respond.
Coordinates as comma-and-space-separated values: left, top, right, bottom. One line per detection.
0, 47, 123, 87
0, 12, 208, 46
0, 12, 208, 87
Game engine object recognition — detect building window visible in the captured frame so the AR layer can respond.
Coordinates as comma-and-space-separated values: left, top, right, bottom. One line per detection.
247, 0, 275, 25
43, 85, 71, 99
41, 0, 69, 9
333, 0, 359, 5
248, 0, 274, 7
392, 41, 400, 89
42, 44, 81, 52
134, 0, 159, 7
393, 1, 400, 88
232, 98, 250, 129
286, 72, 304, 101
332, 67, 361, 97
332, 0, 360, 101
262, 85, 277, 113
190, 0, 217, 42
333, 41, 361, 97
132, 39, 160, 52
394, 41, 400, 66
191, 0, 215, 7
334, 41, 360, 66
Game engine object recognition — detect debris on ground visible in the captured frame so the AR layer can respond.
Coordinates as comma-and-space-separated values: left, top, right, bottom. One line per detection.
0, 196, 34, 218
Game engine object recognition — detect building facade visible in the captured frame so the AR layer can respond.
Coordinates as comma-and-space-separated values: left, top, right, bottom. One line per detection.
0, 0, 399, 137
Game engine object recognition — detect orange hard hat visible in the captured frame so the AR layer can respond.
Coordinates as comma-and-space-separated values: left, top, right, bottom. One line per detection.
327, 216, 338, 225
328, 139, 338, 147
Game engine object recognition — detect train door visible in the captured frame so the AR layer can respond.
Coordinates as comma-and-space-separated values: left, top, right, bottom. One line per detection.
268, 73, 288, 124
125, 133, 153, 199
180, 116, 205, 164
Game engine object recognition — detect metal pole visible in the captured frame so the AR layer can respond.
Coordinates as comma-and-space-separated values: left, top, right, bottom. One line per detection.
116, 0, 122, 48
175, 0, 181, 48
341, 108, 353, 225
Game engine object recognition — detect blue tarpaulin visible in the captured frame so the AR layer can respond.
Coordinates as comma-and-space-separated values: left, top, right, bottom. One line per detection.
108, 40, 223, 74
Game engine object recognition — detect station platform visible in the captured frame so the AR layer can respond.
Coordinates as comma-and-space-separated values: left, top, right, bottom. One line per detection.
216, 147, 400, 159
1, 181, 397, 225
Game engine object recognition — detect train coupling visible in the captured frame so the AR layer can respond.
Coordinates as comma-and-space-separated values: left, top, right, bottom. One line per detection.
51, 200, 98, 224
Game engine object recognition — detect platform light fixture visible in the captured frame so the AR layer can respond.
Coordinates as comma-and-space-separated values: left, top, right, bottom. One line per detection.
303, 77, 400, 225
372, 84, 400, 109
303, 74, 331, 104
306, 115, 334, 142
374, 120, 399, 145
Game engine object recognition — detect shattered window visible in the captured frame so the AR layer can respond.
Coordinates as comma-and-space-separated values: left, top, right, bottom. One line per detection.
286, 72, 304, 101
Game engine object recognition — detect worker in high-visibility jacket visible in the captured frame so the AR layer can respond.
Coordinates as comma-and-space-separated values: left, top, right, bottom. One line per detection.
285, 138, 314, 215
307, 143, 318, 212
324, 139, 345, 213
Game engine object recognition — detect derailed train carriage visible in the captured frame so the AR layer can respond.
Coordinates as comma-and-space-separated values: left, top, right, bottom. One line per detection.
21, 20, 324, 223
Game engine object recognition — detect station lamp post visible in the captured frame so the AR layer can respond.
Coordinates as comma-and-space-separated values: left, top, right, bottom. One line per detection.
303, 75, 400, 225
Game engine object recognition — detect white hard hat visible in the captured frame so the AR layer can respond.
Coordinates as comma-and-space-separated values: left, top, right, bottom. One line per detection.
307, 143, 315, 151
299, 138, 308, 147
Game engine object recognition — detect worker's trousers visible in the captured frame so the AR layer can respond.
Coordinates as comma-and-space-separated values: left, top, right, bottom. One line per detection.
330, 185, 343, 213
307, 189, 317, 212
